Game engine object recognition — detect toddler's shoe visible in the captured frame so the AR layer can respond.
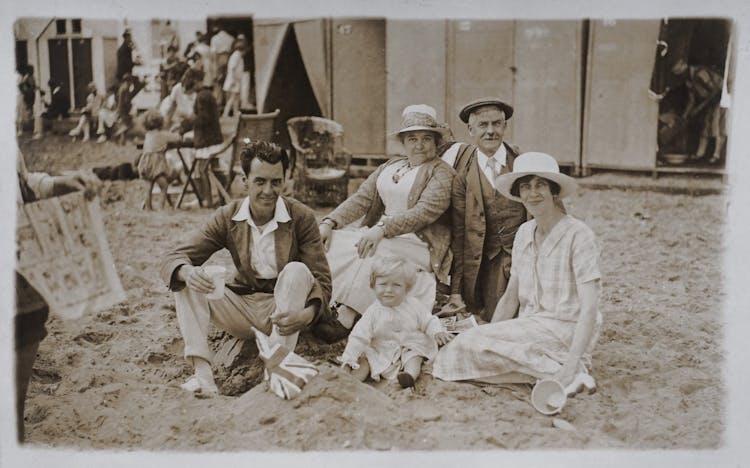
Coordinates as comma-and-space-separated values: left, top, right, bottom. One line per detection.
397, 372, 415, 389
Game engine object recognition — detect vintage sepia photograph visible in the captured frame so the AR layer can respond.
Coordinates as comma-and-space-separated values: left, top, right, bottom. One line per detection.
2, 0, 749, 466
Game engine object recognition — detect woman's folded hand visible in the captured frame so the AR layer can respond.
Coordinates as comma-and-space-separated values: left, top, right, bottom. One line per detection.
355, 225, 385, 258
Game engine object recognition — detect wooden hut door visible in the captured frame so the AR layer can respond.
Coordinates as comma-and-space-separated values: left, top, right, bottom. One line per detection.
513, 21, 583, 167
102, 37, 118, 91
332, 18, 386, 156
71, 38, 93, 109
446, 20, 515, 145
582, 20, 660, 171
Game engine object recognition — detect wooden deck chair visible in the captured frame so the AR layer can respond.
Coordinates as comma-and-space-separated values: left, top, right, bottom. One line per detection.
225, 109, 281, 191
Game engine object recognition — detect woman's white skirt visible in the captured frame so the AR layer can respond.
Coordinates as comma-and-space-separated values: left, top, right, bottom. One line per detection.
326, 228, 436, 315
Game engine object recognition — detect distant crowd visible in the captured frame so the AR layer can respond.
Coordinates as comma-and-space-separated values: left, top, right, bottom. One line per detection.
15, 25, 248, 145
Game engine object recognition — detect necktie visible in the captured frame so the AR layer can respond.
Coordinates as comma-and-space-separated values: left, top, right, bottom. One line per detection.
486, 157, 501, 181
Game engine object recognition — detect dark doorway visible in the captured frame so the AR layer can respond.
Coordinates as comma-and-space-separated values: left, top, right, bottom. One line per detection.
652, 18, 731, 168
71, 38, 93, 108
264, 26, 322, 150
48, 38, 71, 108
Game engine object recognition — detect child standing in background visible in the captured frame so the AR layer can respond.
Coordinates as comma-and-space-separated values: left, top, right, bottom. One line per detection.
340, 256, 453, 388
137, 109, 183, 210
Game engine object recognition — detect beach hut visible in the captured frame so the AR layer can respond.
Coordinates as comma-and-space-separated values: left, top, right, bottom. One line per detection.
582, 18, 732, 176
254, 18, 584, 173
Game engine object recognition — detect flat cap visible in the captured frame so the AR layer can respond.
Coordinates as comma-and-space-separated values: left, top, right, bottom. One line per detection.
459, 97, 514, 123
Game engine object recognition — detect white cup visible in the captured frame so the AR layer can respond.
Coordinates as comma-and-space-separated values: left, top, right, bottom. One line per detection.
531, 379, 567, 415
203, 265, 227, 300
531, 374, 597, 415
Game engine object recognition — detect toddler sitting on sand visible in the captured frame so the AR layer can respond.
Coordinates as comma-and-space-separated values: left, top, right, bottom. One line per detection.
339, 255, 453, 388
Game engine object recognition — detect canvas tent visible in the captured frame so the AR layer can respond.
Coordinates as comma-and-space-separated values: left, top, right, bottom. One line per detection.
254, 19, 332, 148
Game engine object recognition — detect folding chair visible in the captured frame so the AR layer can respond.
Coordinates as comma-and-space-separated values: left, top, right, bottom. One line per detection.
135, 139, 202, 209
174, 110, 280, 208
175, 138, 233, 208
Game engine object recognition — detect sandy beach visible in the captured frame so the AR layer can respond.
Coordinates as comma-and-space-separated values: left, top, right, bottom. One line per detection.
18, 134, 725, 450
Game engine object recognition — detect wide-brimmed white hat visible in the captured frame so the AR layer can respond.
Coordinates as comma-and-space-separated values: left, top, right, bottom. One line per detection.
495, 152, 578, 202
390, 104, 450, 139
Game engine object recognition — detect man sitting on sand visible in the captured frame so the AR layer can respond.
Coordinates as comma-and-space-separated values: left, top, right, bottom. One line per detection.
160, 141, 332, 396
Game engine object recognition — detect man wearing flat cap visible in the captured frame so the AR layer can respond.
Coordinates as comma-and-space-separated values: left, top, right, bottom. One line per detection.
441, 97, 526, 322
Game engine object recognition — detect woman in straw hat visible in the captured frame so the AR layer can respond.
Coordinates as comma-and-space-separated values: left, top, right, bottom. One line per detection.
314, 105, 455, 343
433, 152, 602, 389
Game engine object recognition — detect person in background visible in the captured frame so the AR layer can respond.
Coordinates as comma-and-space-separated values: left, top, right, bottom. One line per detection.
210, 26, 234, 107
160, 45, 182, 100
96, 85, 119, 143
222, 37, 246, 118
672, 59, 727, 164
116, 29, 135, 81
137, 109, 183, 210
42, 79, 70, 120
163, 68, 203, 134
69, 82, 103, 142
15, 148, 101, 442
160, 20, 179, 57
191, 85, 227, 207
17, 65, 36, 135
114, 73, 145, 144
190, 33, 214, 91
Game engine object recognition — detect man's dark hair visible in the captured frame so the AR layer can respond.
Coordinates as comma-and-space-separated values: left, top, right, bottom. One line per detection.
510, 174, 561, 197
240, 141, 289, 178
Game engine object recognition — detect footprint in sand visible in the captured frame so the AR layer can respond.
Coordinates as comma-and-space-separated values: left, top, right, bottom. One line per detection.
73, 331, 112, 345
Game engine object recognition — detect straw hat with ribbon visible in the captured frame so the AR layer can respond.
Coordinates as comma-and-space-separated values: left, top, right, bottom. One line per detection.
390, 104, 450, 140
494, 152, 578, 202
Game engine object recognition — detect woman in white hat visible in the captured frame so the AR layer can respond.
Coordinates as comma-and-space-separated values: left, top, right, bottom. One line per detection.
314, 105, 455, 343
433, 152, 602, 389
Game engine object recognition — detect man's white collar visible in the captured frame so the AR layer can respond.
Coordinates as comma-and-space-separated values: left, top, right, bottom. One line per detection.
232, 196, 291, 225
477, 144, 507, 166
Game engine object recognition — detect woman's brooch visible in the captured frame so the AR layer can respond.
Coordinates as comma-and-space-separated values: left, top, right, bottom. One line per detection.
391, 161, 413, 184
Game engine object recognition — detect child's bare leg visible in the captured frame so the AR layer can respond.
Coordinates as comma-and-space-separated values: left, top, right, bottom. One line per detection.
398, 356, 423, 388
69, 115, 85, 137
197, 162, 213, 207
695, 136, 709, 159
155, 175, 171, 209
81, 116, 91, 141
347, 356, 370, 382
711, 135, 726, 163
144, 179, 154, 211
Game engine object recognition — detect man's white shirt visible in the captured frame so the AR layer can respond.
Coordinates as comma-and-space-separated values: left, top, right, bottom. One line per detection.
231, 196, 292, 279
440, 142, 507, 189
